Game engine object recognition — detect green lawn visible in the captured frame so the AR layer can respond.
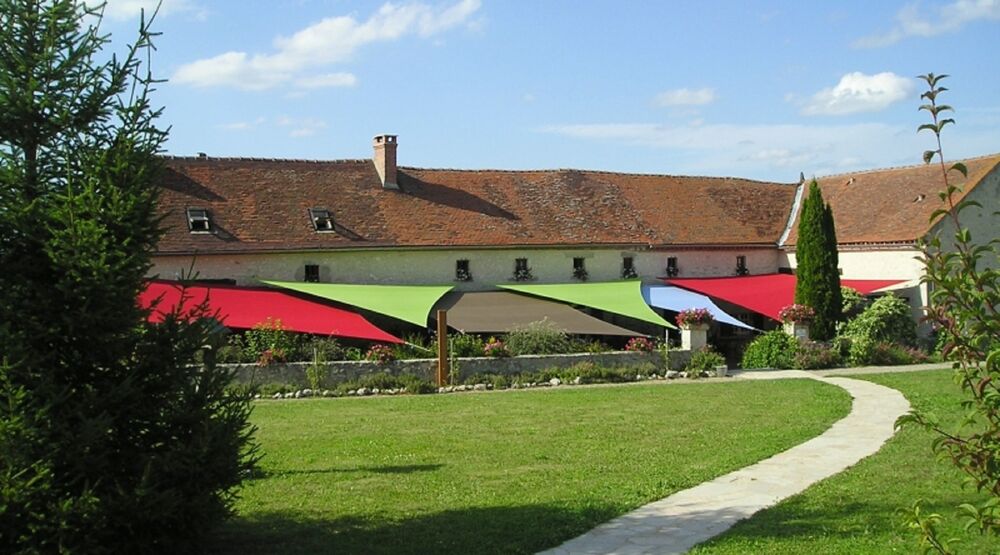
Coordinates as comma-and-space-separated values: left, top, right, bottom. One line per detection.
210, 380, 849, 554
690, 369, 1000, 554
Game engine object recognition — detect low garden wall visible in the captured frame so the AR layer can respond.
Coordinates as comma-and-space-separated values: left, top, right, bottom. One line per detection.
229, 349, 693, 388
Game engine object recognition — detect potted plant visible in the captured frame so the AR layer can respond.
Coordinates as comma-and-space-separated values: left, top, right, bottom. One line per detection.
779, 303, 815, 339
675, 308, 714, 330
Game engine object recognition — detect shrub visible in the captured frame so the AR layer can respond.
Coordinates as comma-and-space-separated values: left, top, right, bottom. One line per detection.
842, 293, 917, 347
558, 361, 633, 384
392, 334, 436, 360
687, 346, 726, 376
841, 287, 867, 320
573, 338, 612, 353
217, 334, 251, 363
741, 330, 799, 369
624, 337, 655, 352
848, 335, 877, 366
450, 333, 485, 357
462, 372, 512, 389
244, 318, 301, 365
483, 337, 510, 358
504, 320, 573, 355
793, 341, 842, 370
364, 344, 396, 363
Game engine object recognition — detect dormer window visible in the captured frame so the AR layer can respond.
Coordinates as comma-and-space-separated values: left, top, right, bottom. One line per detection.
310, 208, 334, 232
186, 208, 212, 233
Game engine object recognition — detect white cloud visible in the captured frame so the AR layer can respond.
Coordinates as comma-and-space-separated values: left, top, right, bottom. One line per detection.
276, 117, 328, 138
855, 0, 1000, 48
653, 87, 717, 107
294, 73, 358, 89
97, 0, 201, 21
801, 72, 914, 116
538, 120, 947, 179
216, 117, 265, 131
173, 0, 481, 90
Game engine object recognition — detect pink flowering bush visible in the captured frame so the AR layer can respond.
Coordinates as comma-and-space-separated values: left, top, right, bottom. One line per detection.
676, 308, 714, 328
364, 344, 396, 363
483, 337, 510, 358
778, 303, 815, 324
624, 337, 655, 352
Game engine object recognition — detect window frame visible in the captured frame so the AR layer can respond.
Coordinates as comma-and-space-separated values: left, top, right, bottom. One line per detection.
309, 208, 335, 232
186, 208, 212, 233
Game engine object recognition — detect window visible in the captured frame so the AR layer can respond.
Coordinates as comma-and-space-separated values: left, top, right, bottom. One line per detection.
455, 259, 472, 281
309, 208, 334, 232
666, 257, 679, 277
572, 257, 588, 281
621, 256, 637, 278
513, 258, 533, 281
186, 208, 212, 233
304, 264, 320, 283
736, 255, 749, 276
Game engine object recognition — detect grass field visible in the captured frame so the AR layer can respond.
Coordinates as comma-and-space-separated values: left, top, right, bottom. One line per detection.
209, 379, 849, 554
691, 369, 1000, 554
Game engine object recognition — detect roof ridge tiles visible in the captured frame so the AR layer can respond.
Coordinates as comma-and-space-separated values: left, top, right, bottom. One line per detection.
160, 155, 370, 164
400, 165, 794, 185
814, 152, 1000, 180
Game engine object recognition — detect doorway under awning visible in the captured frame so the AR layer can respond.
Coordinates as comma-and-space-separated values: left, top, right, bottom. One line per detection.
641, 285, 756, 330
664, 274, 906, 321
434, 291, 645, 336
499, 280, 675, 329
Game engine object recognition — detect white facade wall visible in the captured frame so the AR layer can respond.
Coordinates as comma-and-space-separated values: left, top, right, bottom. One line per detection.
150, 247, 781, 290
781, 248, 930, 335
929, 164, 1000, 269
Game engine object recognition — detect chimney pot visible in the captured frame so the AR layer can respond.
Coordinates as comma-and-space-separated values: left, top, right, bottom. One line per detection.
372, 134, 398, 190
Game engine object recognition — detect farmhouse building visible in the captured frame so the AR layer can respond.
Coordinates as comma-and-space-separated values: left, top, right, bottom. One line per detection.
152, 134, 1000, 336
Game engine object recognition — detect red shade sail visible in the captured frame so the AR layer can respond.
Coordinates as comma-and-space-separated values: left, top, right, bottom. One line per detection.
664, 274, 906, 321
139, 281, 403, 343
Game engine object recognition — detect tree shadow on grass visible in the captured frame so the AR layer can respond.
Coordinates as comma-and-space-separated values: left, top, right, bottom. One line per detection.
250, 463, 445, 480
208, 504, 618, 555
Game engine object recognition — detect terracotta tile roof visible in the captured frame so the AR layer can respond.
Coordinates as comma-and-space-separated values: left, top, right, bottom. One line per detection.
155, 157, 797, 254
783, 154, 1000, 246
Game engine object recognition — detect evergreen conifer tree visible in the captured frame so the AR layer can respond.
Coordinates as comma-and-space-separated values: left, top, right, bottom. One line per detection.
0, 2, 257, 552
794, 180, 843, 339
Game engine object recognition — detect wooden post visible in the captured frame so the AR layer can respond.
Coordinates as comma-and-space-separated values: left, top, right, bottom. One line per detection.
436, 309, 449, 386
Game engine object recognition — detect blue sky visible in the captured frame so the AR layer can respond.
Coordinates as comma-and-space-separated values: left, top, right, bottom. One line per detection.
99, 0, 1000, 181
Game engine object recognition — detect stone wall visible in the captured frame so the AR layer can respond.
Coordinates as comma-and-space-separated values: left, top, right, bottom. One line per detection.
230, 349, 694, 388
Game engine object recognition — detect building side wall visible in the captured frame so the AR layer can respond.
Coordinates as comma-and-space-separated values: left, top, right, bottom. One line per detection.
929, 164, 1000, 269
150, 247, 781, 289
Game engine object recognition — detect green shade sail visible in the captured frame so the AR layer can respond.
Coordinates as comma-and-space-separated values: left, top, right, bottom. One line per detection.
499, 280, 675, 329
263, 281, 453, 327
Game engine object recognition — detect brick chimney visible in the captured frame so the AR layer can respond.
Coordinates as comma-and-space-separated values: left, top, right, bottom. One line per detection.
372, 134, 398, 190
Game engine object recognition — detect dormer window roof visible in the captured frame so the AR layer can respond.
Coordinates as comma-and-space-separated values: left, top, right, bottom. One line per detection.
310, 208, 334, 232
186, 208, 212, 233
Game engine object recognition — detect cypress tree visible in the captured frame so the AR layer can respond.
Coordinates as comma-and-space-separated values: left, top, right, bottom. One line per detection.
0, 2, 257, 552
794, 180, 843, 339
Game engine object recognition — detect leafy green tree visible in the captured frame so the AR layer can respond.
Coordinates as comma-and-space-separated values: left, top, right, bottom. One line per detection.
794, 180, 843, 340
0, 2, 257, 552
899, 74, 1000, 552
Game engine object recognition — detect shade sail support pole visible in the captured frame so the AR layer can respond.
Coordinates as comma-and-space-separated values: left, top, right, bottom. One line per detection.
436, 310, 449, 386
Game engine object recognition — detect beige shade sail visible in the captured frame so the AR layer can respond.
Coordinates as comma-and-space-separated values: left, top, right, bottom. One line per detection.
435, 291, 644, 336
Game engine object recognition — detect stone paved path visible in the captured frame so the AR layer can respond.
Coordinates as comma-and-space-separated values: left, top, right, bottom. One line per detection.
539, 370, 911, 555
